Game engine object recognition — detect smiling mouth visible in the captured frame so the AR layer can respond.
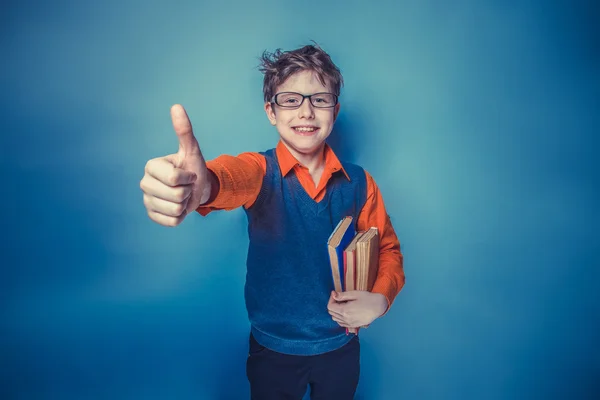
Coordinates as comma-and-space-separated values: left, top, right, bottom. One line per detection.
293, 126, 319, 134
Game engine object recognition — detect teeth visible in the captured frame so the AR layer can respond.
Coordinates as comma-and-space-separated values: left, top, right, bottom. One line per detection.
295, 127, 316, 132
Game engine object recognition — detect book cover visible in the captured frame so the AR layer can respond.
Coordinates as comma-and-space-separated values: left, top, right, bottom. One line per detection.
327, 216, 355, 292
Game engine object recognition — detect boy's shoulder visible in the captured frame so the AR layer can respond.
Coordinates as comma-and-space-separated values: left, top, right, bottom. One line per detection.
257, 147, 276, 157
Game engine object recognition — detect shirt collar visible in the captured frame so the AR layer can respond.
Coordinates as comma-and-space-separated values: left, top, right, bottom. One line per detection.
275, 140, 350, 181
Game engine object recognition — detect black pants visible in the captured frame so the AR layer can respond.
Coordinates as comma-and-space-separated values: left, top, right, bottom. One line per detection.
246, 333, 360, 400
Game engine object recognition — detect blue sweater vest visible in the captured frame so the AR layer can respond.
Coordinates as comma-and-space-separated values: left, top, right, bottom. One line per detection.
243, 148, 367, 356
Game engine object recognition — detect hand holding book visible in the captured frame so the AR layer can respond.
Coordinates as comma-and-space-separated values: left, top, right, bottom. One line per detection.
327, 290, 388, 331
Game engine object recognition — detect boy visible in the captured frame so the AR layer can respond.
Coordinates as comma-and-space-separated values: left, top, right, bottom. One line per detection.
139, 43, 405, 399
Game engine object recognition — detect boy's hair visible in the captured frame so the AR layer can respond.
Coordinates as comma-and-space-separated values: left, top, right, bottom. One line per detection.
258, 42, 344, 103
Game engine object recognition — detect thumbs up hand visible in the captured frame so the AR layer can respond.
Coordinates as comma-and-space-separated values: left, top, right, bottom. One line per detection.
140, 104, 216, 227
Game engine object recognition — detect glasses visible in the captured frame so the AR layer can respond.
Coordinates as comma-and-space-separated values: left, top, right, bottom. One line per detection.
271, 92, 338, 109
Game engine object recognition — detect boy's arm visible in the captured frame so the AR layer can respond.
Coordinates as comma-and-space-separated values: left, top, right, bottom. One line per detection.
356, 171, 405, 314
196, 153, 266, 215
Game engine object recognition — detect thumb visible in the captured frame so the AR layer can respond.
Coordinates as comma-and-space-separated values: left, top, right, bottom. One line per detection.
333, 290, 360, 302
171, 104, 200, 156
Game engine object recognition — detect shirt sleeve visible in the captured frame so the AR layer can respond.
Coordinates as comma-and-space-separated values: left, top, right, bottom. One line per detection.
356, 171, 405, 314
195, 152, 266, 216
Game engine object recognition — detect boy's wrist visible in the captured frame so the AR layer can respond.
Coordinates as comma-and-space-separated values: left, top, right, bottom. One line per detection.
372, 292, 389, 319
199, 169, 220, 206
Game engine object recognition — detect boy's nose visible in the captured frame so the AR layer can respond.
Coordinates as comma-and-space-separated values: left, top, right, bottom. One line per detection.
297, 99, 315, 118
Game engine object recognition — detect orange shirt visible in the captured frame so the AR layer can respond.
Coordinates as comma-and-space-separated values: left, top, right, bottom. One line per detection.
197, 141, 405, 310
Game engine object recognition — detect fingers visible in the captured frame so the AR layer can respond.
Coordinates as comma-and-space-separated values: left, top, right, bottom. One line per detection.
146, 209, 188, 227
333, 290, 361, 302
327, 301, 345, 320
332, 316, 351, 328
140, 158, 196, 227
145, 157, 197, 187
327, 292, 342, 314
143, 193, 189, 217
328, 308, 345, 320
171, 104, 200, 156
327, 291, 337, 307
327, 300, 346, 321
140, 173, 194, 203
331, 315, 360, 329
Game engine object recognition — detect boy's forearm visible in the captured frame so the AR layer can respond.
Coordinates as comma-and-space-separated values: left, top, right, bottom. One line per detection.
196, 154, 265, 215
371, 209, 405, 314
372, 250, 405, 314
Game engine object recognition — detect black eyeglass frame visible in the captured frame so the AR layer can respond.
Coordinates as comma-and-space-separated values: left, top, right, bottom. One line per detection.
270, 92, 339, 108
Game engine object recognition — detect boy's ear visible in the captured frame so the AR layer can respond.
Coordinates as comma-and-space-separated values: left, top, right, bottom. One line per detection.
333, 102, 341, 121
264, 102, 277, 126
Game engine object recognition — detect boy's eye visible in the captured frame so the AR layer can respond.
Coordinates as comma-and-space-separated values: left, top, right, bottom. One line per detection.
313, 96, 333, 105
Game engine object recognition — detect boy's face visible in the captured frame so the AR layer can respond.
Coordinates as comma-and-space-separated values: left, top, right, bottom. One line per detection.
264, 70, 340, 161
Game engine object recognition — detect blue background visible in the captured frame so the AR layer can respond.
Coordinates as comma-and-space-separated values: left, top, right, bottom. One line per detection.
1, 0, 598, 399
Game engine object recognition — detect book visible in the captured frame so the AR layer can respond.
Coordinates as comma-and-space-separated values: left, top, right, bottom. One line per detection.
327, 216, 355, 292
342, 227, 380, 335
343, 231, 366, 293
342, 231, 366, 334
328, 218, 381, 336
355, 227, 379, 292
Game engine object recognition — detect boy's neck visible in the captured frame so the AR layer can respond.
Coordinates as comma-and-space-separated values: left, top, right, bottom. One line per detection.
282, 141, 326, 173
